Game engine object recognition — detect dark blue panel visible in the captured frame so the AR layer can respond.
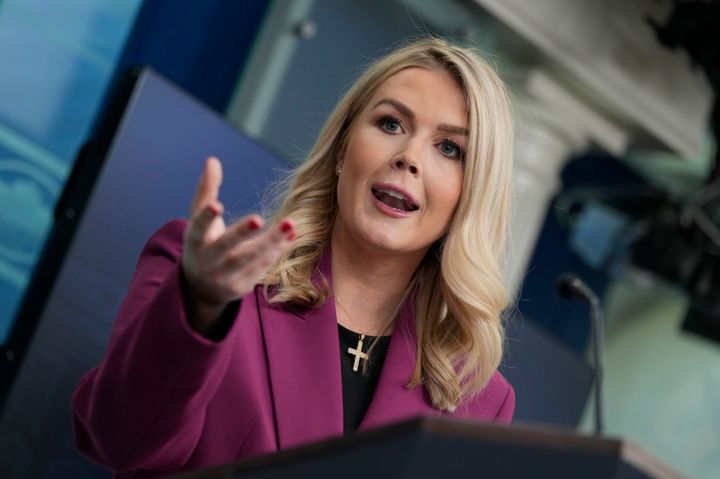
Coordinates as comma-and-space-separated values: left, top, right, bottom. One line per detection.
500, 314, 593, 427
113, 0, 270, 112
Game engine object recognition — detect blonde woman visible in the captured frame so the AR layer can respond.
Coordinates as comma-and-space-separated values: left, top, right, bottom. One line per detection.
73, 37, 515, 477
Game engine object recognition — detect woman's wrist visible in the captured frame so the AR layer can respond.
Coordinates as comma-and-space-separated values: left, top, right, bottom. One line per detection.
186, 300, 227, 334
180, 266, 235, 340
186, 296, 241, 341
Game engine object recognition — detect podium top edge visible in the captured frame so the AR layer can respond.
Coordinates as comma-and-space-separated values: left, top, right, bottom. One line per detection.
621, 441, 686, 479
169, 416, 685, 479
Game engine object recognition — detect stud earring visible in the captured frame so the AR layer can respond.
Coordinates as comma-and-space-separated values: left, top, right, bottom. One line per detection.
336, 167, 342, 176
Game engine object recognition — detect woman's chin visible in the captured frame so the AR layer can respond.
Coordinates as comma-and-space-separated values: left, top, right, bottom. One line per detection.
354, 229, 427, 258
333, 214, 432, 258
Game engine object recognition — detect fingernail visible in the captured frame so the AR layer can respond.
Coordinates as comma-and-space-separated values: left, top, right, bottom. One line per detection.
206, 205, 219, 218
280, 220, 293, 233
248, 217, 261, 230
287, 232, 297, 241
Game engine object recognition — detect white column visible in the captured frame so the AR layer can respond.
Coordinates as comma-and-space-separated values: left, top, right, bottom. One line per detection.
507, 117, 575, 294
507, 69, 630, 297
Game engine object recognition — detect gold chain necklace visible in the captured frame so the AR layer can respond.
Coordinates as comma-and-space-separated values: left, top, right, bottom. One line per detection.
335, 296, 397, 373
335, 297, 369, 372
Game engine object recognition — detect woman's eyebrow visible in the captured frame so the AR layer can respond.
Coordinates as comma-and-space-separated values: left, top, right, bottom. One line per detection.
372, 98, 415, 119
373, 98, 468, 136
438, 124, 468, 136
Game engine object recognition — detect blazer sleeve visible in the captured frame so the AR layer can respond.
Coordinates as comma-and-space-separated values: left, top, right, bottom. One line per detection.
71, 219, 241, 473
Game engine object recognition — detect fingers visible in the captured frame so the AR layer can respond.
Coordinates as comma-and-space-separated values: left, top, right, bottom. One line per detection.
206, 215, 264, 258
183, 215, 296, 309
186, 201, 225, 247
190, 157, 223, 217
218, 218, 296, 282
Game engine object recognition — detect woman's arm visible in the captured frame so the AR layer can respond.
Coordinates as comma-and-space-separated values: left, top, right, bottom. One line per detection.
72, 158, 296, 473
72, 220, 238, 473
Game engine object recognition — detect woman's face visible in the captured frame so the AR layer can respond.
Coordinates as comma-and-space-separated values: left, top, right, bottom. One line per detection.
334, 66, 467, 258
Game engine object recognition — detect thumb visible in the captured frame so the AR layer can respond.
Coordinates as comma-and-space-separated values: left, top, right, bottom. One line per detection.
191, 156, 223, 217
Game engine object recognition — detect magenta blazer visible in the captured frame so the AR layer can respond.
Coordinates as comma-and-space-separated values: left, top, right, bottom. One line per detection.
72, 220, 515, 478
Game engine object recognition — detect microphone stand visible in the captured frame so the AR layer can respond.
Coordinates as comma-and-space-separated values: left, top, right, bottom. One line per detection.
556, 274, 605, 436
587, 292, 605, 436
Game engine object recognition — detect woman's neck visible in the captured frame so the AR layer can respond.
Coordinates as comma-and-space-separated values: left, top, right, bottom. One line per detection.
330, 231, 425, 336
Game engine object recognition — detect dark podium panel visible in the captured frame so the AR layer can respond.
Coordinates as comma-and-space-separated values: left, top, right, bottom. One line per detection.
171, 418, 683, 479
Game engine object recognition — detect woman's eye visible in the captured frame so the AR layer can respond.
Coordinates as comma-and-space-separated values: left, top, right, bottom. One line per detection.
439, 140, 465, 160
377, 116, 403, 134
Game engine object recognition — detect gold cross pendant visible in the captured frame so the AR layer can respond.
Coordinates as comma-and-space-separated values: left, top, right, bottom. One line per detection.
347, 334, 369, 372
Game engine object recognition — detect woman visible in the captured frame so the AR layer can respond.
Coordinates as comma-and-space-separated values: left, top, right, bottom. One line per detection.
72, 37, 515, 477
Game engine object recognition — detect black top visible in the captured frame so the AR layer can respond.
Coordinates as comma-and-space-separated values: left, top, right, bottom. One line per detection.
338, 323, 391, 434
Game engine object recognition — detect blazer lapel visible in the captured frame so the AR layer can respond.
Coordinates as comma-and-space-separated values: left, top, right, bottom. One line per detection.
256, 257, 343, 449
359, 301, 440, 431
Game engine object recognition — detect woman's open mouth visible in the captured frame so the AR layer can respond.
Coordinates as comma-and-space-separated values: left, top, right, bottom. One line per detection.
371, 184, 419, 217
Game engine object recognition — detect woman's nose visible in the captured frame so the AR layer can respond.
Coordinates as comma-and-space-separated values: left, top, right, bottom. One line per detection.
393, 158, 418, 175
392, 140, 421, 175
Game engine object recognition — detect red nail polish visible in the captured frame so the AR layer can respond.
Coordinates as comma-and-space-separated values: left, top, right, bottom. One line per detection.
206, 205, 218, 217
287, 232, 297, 241
280, 220, 293, 233
248, 218, 261, 230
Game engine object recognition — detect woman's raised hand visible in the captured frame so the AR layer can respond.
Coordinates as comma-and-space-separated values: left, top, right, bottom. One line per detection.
182, 157, 295, 335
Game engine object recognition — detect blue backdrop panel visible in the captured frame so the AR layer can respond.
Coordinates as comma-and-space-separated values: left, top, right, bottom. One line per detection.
0, 68, 287, 478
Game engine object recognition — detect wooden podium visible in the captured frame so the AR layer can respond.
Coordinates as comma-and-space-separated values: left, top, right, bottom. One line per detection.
169, 417, 683, 479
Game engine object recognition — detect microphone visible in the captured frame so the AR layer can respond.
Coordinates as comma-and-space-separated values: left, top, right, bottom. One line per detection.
555, 273, 605, 436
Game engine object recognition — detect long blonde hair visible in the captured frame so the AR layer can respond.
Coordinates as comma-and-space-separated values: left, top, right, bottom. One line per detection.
263, 37, 514, 412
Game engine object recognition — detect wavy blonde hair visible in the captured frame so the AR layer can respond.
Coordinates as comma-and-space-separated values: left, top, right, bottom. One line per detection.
263, 37, 514, 412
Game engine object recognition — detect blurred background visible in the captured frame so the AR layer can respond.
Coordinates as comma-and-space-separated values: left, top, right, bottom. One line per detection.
0, 0, 718, 477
